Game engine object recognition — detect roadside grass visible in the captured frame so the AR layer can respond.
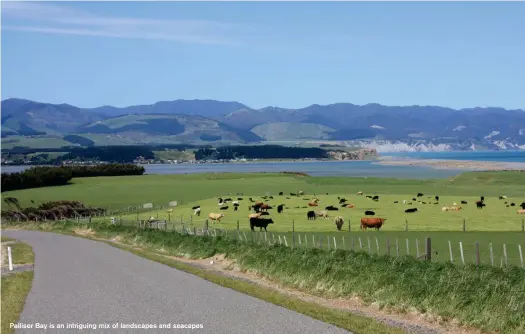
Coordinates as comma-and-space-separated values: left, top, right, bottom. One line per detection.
3, 220, 525, 333
1, 238, 35, 334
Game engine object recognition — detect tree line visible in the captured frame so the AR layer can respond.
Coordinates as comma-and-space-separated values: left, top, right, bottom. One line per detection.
194, 145, 328, 160
1, 164, 145, 192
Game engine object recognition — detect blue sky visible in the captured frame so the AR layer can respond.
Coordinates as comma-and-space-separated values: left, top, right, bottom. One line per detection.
1, 1, 524, 110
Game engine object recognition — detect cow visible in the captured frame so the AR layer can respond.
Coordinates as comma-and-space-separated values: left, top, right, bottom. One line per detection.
476, 201, 486, 209
511, 203, 516, 207
224, 198, 232, 202
461, 200, 468, 205
325, 205, 339, 211
361, 217, 386, 231
298, 190, 304, 195
412, 198, 417, 201
219, 206, 229, 210
341, 203, 349, 208
366, 195, 373, 199
365, 210, 375, 216
481, 196, 485, 201
248, 213, 262, 219
208, 213, 224, 223
279, 192, 283, 196
520, 202, 525, 210
450, 206, 462, 211
405, 208, 418, 213
277, 204, 284, 213
191, 205, 200, 210
372, 195, 379, 201
316, 210, 329, 218
237, 198, 243, 200
339, 198, 347, 204
517, 210, 525, 215
194, 207, 201, 216
308, 202, 319, 207
357, 191, 363, 195
307, 211, 316, 220
346, 204, 355, 208
435, 196, 439, 202
403, 200, 407, 204
260, 212, 270, 216
441, 206, 449, 211
290, 193, 297, 196
249, 217, 274, 232
269, 196, 274, 199
260, 204, 272, 211
334, 216, 344, 231
394, 201, 399, 203
417, 193, 424, 197
234, 206, 238, 211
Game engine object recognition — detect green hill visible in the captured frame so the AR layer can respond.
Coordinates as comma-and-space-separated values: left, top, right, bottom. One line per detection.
251, 122, 335, 141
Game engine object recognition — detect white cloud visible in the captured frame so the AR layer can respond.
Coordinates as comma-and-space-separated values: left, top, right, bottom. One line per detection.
1, 2, 245, 45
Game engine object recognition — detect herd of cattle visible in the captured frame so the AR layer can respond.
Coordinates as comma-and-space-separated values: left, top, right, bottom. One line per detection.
187, 191, 525, 232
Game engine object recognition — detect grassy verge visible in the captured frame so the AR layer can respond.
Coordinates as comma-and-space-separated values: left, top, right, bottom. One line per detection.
4, 220, 525, 333
1, 238, 35, 334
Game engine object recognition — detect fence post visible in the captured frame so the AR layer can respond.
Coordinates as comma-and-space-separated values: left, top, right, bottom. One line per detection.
459, 241, 465, 265
367, 237, 371, 254
519, 245, 524, 268
463, 218, 466, 232
475, 242, 480, 266
359, 237, 362, 249
503, 244, 508, 267
7, 246, 13, 271
426, 237, 431, 261
333, 237, 337, 250
416, 239, 420, 258
522, 219, 524, 232
375, 237, 380, 254
237, 220, 239, 233
489, 243, 494, 266
405, 217, 408, 231
448, 241, 454, 263
205, 220, 209, 234
406, 238, 410, 255
348, 218, 351, 232
292, 220, 295, 249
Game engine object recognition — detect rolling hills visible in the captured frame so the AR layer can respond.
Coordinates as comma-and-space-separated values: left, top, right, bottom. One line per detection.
1, 98, 524, 150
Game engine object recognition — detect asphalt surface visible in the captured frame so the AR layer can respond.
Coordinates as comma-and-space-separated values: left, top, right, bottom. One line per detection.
4, 230, 350, 334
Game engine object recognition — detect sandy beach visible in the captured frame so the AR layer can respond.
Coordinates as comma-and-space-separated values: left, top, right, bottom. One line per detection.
376, 156, 525, 171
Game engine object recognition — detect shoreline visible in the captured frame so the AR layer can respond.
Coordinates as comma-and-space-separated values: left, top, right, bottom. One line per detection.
375, 156, 525, 171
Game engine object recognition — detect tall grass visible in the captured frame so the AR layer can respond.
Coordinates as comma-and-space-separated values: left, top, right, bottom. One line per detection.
9, 220, 525, 333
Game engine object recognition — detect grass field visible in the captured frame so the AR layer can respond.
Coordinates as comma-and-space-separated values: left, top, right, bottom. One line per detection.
1, 237, 35, 334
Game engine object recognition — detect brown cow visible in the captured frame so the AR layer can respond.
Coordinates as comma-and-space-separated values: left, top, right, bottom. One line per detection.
360, 217, 386, 231
346, 204, 355, 208
308, 202, 319, 207
517, 209, 525, 215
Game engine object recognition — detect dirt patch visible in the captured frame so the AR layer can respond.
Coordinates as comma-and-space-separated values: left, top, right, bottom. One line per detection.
72, 228, 96, 237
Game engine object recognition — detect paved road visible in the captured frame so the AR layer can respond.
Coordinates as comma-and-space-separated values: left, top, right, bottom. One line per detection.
4, 231, 350, 334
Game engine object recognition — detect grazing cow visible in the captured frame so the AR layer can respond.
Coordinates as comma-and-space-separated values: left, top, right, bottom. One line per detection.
417, 193, 424, 197
249, 198, 255, 202
237, 198, 243, 200
308, 202, 319, 207
286, 196, 291, 199
481, 196, 485, 201
412, 198, 417, 201
405, 208, 418, 213
372, 195, 379, 201
365, 195, 372, 199
248, 213, 262, 219
191, 205, 200, 210
290, 193, 297, 196
269, 196, 274, 199
219, 206, 229, 210
194, 207, 201, 216
339, 198, 347, 204
341, 203, 349, 208
441, 206, 449, 211
325, 205, 339, 211
357, 191, 363, 195
232, 201, 239, 205
279, 192, 283, 196
234, 206, 238, 211
346, 204, 355, 208
208, 213, 224, 223
260, 204, 272, 211
435, 196, 439, 202
334, 216, 344, 231
307, 211, 316, 220
517, 209, 525, 215
520, 202, 525, 210
511, 203, 516, 207
476, 201, 486, 209
403, 200, 407, 204
277, 204, 284, 213
461, 200, 468, 204
260, 212, 270, 216
394, 201, 399, 203
316, 210, 329, 218
218, 197, 223, 203
360, 217, 386, 231
364, 210, 375, 216
249, 217, 274, 232
224, 198, 232, 202
298, 190, 304, 195
450, 206, 462, 211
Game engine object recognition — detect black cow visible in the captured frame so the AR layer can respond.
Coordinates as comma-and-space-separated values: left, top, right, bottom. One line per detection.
279, 192, 283, 196
417, 193, 424, 197
372, 195, 379, 201
412, 198, 417, 201
511, 203, 516, 207
290, 193, 297, 196
520, 202, 525, 210
249, 217, 274, 232
405, 208, 418, 213
234, 206, 238, 211
461, 200, 468, 204
219, 206, 229, 210
249, 198, 254, 202
435, 196, 439, 202
191, 205, 200, 210
224, 198, 232, 202
476, 201, 486, 209
269, 196, 274, 199
481, 196, 485, 201
307, 211, 316, 220
365, 210, 375, 216
394, 201, 399, 203
277, 204, 284, 213
325, 205, 339, 211
366, 195, 373, 199
237, 198, 243, 200
339, 198, 347, 204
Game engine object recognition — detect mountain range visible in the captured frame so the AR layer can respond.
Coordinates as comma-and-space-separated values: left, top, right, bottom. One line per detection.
2, 98, 525, 151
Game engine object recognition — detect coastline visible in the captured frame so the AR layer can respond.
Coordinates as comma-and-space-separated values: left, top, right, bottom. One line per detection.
375, 156, 525, 171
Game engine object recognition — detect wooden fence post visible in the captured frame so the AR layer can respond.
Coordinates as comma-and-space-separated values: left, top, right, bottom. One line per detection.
416, 239, 420, 258
475, 242, 480, 266
503, 244, 508, 267
519, 245, 524, 268
333, 237, 337, 250
463, 218, 466, 232
237, 220, 239, 233
406, 238, 410, 255
292, 220, 295, 249
367, 237, 371, 254
375, 237, 380, 254
359, 237, 362, 249
448, 241, 454, 263
425, 237, 431, 261
348, 218, 351, 232
489, 243, 494, 266
405, 217, 408, 232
